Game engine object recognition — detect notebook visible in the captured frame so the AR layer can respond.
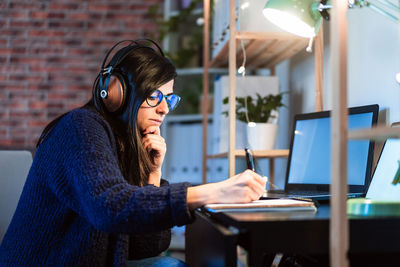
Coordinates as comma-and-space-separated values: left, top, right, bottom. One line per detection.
365, 138, 400, 200
264, 104, 379, 200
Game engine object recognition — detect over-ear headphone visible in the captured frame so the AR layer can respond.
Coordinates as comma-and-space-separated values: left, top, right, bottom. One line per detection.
96, 39, 165, 113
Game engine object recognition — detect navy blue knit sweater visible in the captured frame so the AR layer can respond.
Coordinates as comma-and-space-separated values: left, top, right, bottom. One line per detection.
0, 108, 193, 266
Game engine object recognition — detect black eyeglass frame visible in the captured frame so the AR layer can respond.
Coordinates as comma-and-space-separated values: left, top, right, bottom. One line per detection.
145, 89, 181, 111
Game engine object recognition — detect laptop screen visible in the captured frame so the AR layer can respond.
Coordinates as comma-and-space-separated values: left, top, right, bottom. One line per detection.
285, 104, 378, 193
366, 139, 400, 200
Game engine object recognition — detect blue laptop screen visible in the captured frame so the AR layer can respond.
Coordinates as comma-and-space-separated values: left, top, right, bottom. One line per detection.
288, 112, 373, 185
366, 139, 400, 200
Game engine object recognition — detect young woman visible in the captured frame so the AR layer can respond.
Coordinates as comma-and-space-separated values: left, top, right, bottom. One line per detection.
0, 40, 265, 266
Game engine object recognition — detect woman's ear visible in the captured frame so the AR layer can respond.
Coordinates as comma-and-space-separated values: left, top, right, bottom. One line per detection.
103, 75, 124, 112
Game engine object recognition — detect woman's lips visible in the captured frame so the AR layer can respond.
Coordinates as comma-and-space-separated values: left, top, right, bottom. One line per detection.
149, 119, 162, 125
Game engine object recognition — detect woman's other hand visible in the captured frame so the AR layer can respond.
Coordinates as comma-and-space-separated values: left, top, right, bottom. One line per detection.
141, 126, 166, 186
187, 170, 266, 210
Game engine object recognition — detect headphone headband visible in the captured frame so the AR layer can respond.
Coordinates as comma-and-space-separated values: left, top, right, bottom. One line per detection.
100, 39, 164, 74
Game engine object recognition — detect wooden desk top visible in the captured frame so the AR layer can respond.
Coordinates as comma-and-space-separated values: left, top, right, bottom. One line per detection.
199, 204, 400, 254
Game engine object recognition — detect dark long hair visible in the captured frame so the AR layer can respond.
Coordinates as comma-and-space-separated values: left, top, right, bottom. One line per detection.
37, 43, 177, 186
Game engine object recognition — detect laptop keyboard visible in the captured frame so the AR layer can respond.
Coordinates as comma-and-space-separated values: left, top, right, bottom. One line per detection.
287, 190, 330, 196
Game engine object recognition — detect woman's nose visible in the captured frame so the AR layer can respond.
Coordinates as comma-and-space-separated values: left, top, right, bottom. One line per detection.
156, 97, 169, 115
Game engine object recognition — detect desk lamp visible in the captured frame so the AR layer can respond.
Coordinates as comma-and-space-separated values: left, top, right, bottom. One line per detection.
262, 0, 398, 50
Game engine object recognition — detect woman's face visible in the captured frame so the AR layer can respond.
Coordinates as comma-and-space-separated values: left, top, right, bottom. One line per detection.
136, 79, 174, 133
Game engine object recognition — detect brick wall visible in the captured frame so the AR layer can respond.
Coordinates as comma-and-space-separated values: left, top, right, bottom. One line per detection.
0, 0, 163, 150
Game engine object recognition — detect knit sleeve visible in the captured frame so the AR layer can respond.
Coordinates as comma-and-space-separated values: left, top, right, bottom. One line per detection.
127, 229, 171, 260
42, 109, 193, 234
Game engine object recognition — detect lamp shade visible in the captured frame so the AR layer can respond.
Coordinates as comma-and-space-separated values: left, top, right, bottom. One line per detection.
263, 0, 322, 38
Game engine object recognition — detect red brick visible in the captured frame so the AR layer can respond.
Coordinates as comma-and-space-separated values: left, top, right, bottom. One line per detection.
0, 84, 27, 90
10, 56, 45, 65
30, 65, 65, 73
46, 56, 82, 65
47, 102, 65, 109
29, 101, 48, 109
29, 30, 65, 37
2, 10, 28, 19
68, 13, 90, 21
9, 2, 46, 10
48, 92, 84, 100
28, 83, 64, 91
0, 139, 14, 146
105, 12, 139, 21
0, 65, 28, 73
0, 47, 26, 54
49, 3, 81, 10
0, 29, 26, 37
0, 92, 8, 101
29, 11, 65, 19
0, 20, 8, 28
89, 4, 115, 12
9, 91, 46, 101
48, 21, 85, 29
10, 21, 33, 28
9, 74, 45, 83
67, 84, 90, 91
28, 47, 65, 55
0, 110, 8, 118
10, 38, 48, 47
10, 111, 30, 118
0, 119, 25, 127
1, 100, 28, 110
68, 48, 93, 55
87, 21, 121, 30
9, 138, 27, 147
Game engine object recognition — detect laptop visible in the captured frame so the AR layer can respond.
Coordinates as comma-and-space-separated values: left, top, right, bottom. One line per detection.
365, 138, 400, 200
263, 104, 379, 200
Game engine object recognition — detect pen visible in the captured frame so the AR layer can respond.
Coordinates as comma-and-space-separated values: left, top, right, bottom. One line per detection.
245, 147, 255, 172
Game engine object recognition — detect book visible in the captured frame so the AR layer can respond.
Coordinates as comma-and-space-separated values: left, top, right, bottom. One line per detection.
204, 199, 318, 213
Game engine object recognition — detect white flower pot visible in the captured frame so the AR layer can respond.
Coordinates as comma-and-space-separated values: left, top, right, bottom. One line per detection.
247, 122, 278, 150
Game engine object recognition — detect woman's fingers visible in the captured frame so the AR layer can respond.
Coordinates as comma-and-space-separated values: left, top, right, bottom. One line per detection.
142, 126, 160, 136
239, 170, 266, 193
234, 170, 266, 201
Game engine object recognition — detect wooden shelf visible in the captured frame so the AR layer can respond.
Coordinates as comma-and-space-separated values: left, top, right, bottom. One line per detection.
176, 68, 228, 75
348, 126, 400, 141
207, 149, 289, 159
210, 31, 308, 69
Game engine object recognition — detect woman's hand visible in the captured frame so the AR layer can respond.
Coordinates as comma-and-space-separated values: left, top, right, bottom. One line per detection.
141, 126, 166, 186
187, 170, 266, 210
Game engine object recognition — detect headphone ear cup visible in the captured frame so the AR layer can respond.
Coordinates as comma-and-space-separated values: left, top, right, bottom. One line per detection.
102, 74, 126, 113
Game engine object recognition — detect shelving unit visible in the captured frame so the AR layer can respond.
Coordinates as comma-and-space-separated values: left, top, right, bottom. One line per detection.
201, 0, 325, 183
201, 1, 399, 267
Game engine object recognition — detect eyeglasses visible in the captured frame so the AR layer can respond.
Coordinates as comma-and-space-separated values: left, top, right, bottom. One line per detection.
145, 90, 181, 111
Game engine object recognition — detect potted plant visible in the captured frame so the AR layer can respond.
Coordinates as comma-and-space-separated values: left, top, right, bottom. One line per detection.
222, 92, 286, 150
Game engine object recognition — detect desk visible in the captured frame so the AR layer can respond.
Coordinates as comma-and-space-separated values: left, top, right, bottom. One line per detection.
185, 205, 400, 267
